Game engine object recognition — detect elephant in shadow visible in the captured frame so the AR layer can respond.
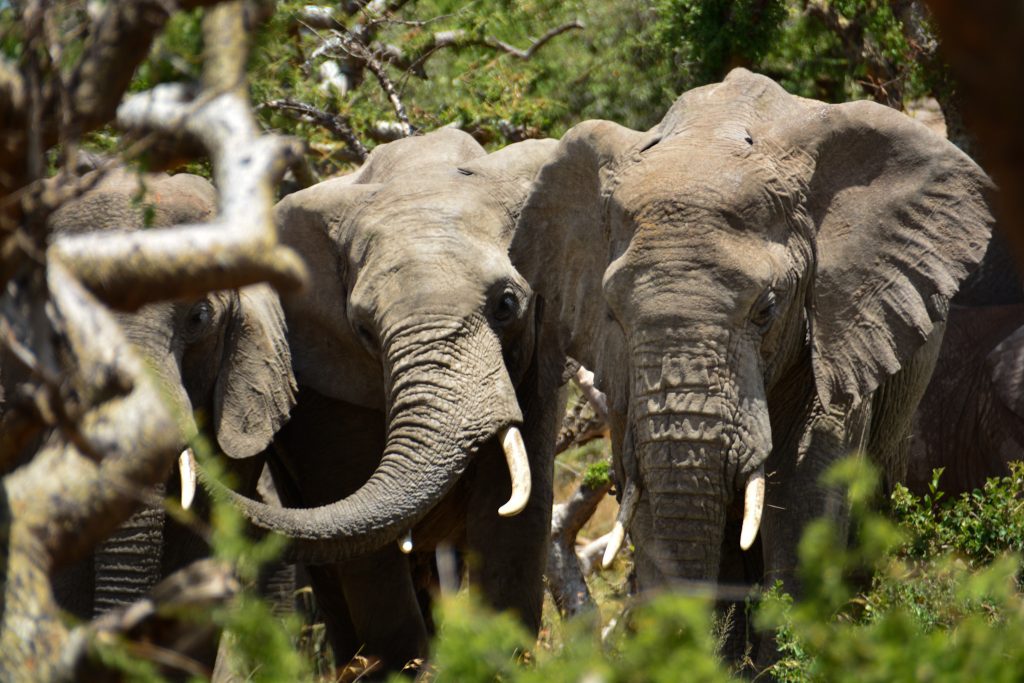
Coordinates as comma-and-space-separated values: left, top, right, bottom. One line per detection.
34, 170, 296, 641
224, 129, 559, 672
510, 68, 994, 622
908, 234, 1024, 496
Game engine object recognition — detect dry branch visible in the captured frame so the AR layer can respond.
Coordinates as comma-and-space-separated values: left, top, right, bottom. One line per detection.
264, 98, 369, 161
0, 3, 307, 679
50, 84, 307, 309
547, 477, 612, 618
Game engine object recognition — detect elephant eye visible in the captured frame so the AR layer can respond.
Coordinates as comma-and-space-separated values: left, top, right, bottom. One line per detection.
183, 299, 215, 341
751, 289, 777, 330
493, 291, 519, 324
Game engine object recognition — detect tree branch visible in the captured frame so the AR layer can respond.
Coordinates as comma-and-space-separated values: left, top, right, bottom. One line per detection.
264, 98, 369, 161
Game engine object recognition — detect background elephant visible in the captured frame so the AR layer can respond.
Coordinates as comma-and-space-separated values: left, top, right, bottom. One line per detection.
907, 235, 1024, 496
510, 68, 994, 637
225, 129, 559, 672
40, 169, 296, 627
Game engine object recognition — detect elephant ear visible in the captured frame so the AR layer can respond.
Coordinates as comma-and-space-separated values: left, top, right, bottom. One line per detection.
512, 120, 653, 358
986, 324, 1024, 422
763, 100, 995, 409
214, 284, 297, 459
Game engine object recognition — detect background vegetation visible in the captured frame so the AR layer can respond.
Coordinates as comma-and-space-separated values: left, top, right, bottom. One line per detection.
2, 0, 1019, 680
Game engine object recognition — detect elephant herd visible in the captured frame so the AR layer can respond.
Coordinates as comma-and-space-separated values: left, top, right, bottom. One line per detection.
14, 68, 1014, 674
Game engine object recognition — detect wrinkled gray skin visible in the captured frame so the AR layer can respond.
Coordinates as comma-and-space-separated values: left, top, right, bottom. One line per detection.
43, 170, 295, 624
908, 238, 1024, 496
228, 129, 559, 670
512, 69, 994, 627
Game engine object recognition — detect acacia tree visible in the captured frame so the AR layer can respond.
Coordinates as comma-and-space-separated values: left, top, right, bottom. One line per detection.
0, 1, 306, 679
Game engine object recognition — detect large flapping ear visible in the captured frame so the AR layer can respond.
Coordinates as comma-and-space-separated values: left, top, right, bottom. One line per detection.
762, 99, 995, 409
273, 177, 385, 407
353, 127, 486, 185
457, 138, 560, 241
213, 283, 297, 459
511, 120, 651, 362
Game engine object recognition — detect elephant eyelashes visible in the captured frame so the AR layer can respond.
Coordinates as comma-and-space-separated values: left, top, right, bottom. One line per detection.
182, 299, 215, 342
750, 289, 778, 330
492, 291, 520, 325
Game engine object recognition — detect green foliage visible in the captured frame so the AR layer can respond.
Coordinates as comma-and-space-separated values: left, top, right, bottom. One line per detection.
583, 460, 611, 489
424, 590, 730, 683
655, 0, 786, 86
891, 463, 1024, 565
759, 458, 1024, 682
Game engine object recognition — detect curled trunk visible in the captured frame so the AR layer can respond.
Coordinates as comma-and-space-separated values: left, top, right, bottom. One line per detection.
220, 315, 523, 564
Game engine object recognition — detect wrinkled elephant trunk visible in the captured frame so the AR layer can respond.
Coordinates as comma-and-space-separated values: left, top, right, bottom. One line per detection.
223, 314, 524, 563
627, 344, 770, 588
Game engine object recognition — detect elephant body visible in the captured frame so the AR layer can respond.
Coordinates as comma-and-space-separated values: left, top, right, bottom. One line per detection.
907, 235, 1024, 496
234, 129, 559, 672
36, 170, 296, 631
511, 68, 994, 647
907, 303, 1024, 495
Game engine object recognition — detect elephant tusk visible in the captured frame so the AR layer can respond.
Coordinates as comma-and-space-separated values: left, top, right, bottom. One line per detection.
740, 465, 765, 551
178, 448, 197, 511
602, 479, 639, 569
497, 426, 532, 517
399, 530, 414, 554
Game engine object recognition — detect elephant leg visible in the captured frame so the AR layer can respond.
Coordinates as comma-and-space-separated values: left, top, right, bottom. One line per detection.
338, 546, 430, 675
716, 513, 763, 668
757, 398, 869, 668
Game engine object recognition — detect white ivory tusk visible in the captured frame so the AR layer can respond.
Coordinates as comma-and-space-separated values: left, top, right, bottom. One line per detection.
178, 448, 197, 511
497, 426, 532, 517
399, 530, 413, 554
601, 522, 626, 569
602, 479, 639, 569
740, 465, 766, 551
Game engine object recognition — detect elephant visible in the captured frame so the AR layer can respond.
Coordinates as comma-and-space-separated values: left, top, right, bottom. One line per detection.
221, 128, 560, 672
907, 235, 1024, 496
509, 67, 994, 631
38, 169, 296, 633
907, 302, 1024, 496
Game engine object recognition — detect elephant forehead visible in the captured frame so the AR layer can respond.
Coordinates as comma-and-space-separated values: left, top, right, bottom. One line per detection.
616, 134, 784, 224
359, 171, 513, 241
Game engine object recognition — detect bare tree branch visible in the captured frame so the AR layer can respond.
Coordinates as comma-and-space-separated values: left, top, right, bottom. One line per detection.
401, 21, 584, 75
264, 98, 369, 161
547, 477, 612, 618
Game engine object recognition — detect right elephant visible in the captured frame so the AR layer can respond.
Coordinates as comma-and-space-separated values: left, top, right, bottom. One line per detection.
907, 302, 1024, 496
511, 68, 995, 598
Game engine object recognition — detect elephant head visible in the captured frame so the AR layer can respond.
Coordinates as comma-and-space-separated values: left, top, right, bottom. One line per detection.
47, 169, 296, 612
225, 129, 558, 563
513, 69, 994, 588
49, 170, 296, 464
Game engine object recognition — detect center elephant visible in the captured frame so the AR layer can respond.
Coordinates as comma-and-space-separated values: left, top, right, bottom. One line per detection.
511, 69, 994, 602
223, 129, 559, 671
